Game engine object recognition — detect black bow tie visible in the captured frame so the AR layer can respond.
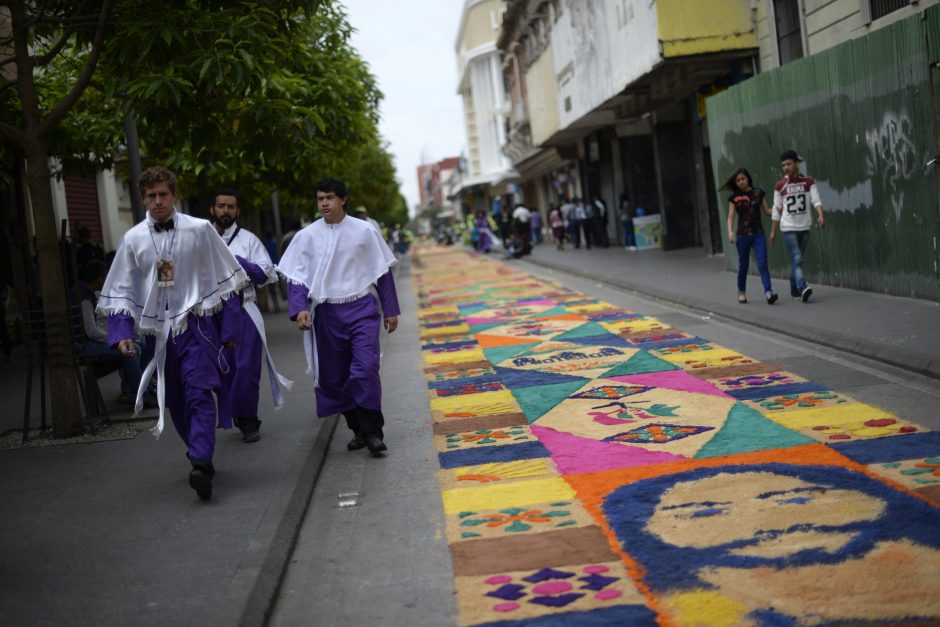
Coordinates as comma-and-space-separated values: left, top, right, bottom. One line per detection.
154, 219, 174, 232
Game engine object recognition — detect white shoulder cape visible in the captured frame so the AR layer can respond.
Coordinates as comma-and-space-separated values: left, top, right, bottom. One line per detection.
221, 222, 277, 304
276, 215, 396, 304
97, 212, 248, 336
96, 211, 248, 437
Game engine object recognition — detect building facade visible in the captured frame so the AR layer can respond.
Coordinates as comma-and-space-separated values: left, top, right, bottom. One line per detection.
757, 0, 940, 70
497, 0, 759, 251
454, 0, 518, 217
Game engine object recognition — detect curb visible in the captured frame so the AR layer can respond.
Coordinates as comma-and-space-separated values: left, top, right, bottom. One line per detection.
210, 412, 340, 627
522, 257, 940, 381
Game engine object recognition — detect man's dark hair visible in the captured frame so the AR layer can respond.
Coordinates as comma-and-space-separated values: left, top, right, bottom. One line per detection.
77, 227, 91, 240
139, 166, 177, 195
81, 259, 107, 284
314, 178, 348, 199
210, 188, 239, 207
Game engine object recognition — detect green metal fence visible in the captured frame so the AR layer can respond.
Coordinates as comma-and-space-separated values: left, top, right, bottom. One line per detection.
707, 7, 940, 301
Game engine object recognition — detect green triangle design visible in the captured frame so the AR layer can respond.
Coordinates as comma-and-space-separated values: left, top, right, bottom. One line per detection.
695, 402, 814, 459
554, 322, 612, 341
532, 306, 574, 318
469, 321, 507, 334
512, 380, 587, 423
459, 303, 491, 315
483, 342, 541, 365
600, 350, 679, 377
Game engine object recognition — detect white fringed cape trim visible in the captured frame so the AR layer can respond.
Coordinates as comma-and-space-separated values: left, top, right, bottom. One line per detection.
280, 269, 391, 307
96, 280, 247, 338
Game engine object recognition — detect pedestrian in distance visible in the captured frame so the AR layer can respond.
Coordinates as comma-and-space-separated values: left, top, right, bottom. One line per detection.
721, 167, 778, 305
530, 208, 543, 245
619, 194, 637, 250
592, 195, 610, 248
549, 204, 565, 251
578, 197, 594, 249
512, 203, 532, 256
769, 149, 826, 303
353, 205, 382, 233
566, 197, 582, 249
209, 188, 292, 443
97, 166, 249, 500
278, 178, 400, 455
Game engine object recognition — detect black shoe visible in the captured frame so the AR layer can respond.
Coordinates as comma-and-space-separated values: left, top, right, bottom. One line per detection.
347, 435, 367, 450
242, 426, 260, 443
766, 292, 778, 305
236, 418, 261, 443
801, 287, 813, 303
365, 433, 387, 454
189, 468, 212, 500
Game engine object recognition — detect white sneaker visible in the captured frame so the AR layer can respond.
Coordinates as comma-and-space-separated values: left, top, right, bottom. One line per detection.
627, 246, 637, 251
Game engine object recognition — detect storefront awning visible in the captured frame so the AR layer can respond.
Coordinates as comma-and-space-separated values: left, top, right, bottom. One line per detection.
514, 146, 577, 180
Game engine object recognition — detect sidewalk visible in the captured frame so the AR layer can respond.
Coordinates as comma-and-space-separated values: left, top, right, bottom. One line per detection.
0, 306, 334, 626
516, 243, 940, 380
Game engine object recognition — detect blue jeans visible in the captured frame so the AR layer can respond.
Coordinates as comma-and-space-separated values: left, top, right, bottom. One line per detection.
87, 340, 144, 395
735, 233, 773, 294
622, 220, 635, 247
782, 230, 810, 295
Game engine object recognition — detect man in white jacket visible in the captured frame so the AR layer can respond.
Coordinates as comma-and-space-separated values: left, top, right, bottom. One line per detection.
770, 149, 826, 303
210, 188, 291, 443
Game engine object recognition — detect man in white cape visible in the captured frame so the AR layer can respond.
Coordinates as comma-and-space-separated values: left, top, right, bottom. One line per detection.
209, 188, 291, 443
97, 166, 248, 500
277, 178, 400, 454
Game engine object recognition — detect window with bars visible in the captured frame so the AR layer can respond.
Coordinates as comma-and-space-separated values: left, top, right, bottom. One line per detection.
774, 0, 804, 65
870, 0, 912, 21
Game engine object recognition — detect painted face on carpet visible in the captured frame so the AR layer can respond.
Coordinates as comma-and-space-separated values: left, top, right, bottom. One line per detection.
603, 463, 940, 624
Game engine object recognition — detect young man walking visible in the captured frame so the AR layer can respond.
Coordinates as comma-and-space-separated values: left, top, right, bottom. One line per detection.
210, 188, 291, 443
278, 178, 400, 454
97, 166, 248, 500
770, 149, 826, 302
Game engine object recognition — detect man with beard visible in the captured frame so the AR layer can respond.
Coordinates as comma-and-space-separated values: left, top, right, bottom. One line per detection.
210, 189, 292, 443
97, 167, 247, 500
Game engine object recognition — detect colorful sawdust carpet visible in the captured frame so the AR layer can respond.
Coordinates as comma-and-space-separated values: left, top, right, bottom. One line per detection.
413, 246, 940, 626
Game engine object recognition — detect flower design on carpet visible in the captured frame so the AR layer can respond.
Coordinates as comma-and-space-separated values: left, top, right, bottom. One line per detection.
433, 381, 505, 398
603, 423, 714, 444
808, 418, 919, 441
717, 372, 801, 390
569, 385, 653, 400
445, 426, 531, 449
652, 342, 714, 355
872, 457, 940, 489
427, 366, 497, 382
756, 391, 847, 412
469, 563, 641, 618
589, 401, 680, 425
459, 506, 573, 534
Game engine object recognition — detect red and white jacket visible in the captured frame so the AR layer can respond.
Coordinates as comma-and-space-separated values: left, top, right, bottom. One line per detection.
772, 175, 822, 231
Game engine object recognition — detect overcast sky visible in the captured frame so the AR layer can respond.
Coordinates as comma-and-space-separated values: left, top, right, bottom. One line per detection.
341, 1, 467, 212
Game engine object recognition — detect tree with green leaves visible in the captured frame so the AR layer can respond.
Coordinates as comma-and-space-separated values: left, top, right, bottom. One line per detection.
1, 1, 116, 437
1, 0, 403, 437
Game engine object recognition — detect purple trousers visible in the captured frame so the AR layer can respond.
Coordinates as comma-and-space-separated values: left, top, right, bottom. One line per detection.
219, 308, 263, 423
313, 295, 382, 419
149, 314, 225, 465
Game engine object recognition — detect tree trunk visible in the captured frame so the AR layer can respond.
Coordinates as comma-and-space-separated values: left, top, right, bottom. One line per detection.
24, 144, 85, 437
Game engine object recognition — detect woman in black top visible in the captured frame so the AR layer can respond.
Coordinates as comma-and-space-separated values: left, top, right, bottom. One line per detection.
721, 168, 778, 305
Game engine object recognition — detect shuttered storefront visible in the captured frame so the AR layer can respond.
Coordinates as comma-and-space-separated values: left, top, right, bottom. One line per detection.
63, 174, 102, 243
